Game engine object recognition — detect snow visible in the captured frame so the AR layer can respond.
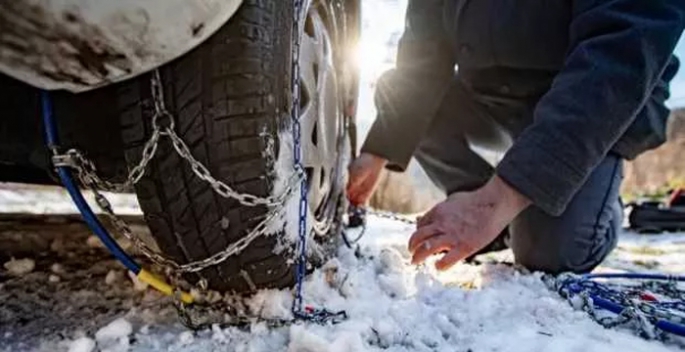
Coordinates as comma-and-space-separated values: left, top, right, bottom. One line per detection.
94, 318, 133, 352
95, 318, 133, 342
4, 208, 684, 351
0, 183, 141, 215
0, 213, 685, 352
67, 337, 95, 352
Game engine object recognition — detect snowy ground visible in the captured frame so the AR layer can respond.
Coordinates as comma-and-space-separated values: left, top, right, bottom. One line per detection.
1, 200, 685, 352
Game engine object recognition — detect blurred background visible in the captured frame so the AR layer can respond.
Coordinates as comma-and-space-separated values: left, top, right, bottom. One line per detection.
356, 0, 685, 214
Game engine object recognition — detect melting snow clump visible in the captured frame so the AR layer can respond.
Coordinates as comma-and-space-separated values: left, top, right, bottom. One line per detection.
95, 318, 132, 342
68, 337, 95, 352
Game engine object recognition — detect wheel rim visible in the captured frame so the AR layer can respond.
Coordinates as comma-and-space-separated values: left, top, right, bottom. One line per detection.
299, 5, 345, 234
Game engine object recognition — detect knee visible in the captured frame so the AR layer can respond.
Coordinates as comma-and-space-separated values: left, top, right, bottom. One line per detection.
509, 207, 619, 274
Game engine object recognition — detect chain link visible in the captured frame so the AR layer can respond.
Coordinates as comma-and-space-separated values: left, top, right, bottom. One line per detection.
91, 185, 286, 273
549, 273, 685, 341
291, 0, 308, 317
367, 209, 417, 225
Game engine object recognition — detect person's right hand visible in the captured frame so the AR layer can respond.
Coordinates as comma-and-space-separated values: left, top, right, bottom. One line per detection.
346, 153, 387, 206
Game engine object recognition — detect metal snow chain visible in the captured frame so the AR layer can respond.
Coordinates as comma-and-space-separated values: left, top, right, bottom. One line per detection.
93, 186, 286, 273
51, 69, 305, 274
549, 274, 685, 340
172, 294, 290, 330
56, 71, 304, 209
343, 207, 416, 248
148, 70, 300, 208
368, 209, 418, 225
172, 296, 347, 331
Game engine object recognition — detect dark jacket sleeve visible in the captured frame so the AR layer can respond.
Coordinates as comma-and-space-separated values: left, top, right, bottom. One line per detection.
496, 0, 685, 216
360, 0, 455, 171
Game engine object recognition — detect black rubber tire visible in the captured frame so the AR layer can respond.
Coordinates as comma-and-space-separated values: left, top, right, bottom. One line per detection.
114, 0, 337, 293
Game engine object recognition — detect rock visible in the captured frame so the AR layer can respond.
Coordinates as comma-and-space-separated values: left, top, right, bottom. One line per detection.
86, 235, 104, 249
3, 258, 35, 276
68, 337, 95, 352
48, 274, 61, 283
51, 263, 65, 274
105, 270, 122, 286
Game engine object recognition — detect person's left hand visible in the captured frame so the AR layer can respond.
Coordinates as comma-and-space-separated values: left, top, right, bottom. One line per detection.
408, 176, 531, 270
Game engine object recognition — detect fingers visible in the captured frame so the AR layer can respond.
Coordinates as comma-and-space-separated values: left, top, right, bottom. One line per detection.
410, 234, 455, 265
347, 178, 372, 206
435, 246, 471, 271
346, 157, 379, 206
347, 166, 366, 190
408, 224, 441, 253
346, 171, 366, 206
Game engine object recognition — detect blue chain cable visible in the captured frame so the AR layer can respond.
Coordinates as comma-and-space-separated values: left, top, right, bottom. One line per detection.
555, 272, 685, 338
289, 0, 346, 324
290, 0, 307, 318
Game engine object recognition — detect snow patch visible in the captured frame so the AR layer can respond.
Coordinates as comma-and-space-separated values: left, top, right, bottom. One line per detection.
269, 128, 323, 259
68, 337, 96, 352
177, 331, 194, 346
95, 318, 132, 342
246, 289, 293, 320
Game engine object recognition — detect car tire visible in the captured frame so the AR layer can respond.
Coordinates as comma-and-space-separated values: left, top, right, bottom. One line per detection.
112, 0, 357, 293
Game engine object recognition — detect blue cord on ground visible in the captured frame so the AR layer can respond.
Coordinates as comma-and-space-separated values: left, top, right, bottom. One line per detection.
557, 272, 685, 338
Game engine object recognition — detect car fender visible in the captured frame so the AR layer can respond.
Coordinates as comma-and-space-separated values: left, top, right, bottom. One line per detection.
0, 0, 243, 92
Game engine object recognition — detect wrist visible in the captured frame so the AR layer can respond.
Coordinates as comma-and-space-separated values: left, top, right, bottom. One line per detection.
362, 152, 388, 169
485, 175, 531, 217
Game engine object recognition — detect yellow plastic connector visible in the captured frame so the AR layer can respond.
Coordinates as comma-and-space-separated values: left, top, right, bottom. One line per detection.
137, 269, 194, 304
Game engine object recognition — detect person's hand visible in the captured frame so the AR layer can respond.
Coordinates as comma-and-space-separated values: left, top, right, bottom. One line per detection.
347, 153, 387, 206
408, 176, 531, 270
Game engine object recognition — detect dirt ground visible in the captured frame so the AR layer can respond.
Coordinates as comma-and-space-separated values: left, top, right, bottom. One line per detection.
0, 214, 179, 352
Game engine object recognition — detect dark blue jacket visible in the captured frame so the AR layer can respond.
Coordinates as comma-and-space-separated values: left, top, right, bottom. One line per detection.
362, 0, 685, 215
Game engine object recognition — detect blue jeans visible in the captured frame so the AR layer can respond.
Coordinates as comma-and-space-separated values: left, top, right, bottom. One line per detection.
414, 78, 621, 274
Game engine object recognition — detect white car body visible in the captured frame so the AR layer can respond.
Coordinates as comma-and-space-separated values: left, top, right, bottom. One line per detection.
0, 0, 243, 92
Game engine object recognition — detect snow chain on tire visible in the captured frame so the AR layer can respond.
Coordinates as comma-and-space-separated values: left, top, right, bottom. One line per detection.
53, 70, 304, 274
